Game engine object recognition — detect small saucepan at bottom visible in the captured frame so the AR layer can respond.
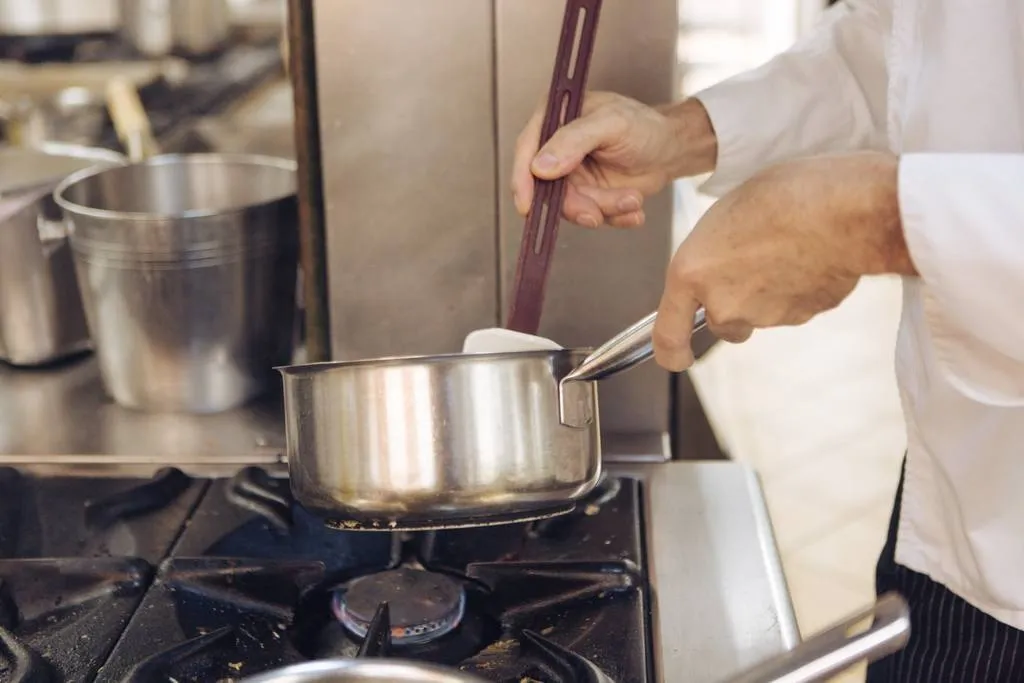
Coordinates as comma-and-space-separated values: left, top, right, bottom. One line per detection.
243, 594, 909, 682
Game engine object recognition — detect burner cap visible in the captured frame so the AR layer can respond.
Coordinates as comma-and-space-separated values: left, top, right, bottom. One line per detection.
333, 568, 466, 646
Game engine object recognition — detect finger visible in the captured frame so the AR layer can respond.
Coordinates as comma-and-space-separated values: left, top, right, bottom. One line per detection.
511, 107, 545, 215
653, 291, 701, 372
708, 321, 753, 344
562, 185, 604, 228
532, 110, 625, 181
608, 210, 645, 229
575, 185, 644, 219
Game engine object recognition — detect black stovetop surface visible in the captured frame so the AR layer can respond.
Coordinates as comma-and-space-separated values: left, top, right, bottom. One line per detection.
0, 467, 652, 683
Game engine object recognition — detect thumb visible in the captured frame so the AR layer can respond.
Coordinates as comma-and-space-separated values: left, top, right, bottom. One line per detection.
531, 113, 620, 180
653, 292, 701, 372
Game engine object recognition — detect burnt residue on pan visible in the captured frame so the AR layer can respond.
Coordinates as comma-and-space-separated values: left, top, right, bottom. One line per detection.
323, 503, 577, 533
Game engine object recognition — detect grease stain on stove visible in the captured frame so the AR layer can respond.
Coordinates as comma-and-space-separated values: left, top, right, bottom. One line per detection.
480, 639, 517, 655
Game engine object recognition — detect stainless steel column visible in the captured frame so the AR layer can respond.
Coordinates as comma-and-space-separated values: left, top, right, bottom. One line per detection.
313, 1, 500, 360
312, 0, 682, 453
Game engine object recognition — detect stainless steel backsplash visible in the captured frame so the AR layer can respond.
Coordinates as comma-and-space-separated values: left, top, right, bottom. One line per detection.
312, 0, 680, 438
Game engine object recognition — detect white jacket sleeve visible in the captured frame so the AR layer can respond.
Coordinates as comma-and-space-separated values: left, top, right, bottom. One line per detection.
694, 0, 891, 196
900, 154, 1024, 405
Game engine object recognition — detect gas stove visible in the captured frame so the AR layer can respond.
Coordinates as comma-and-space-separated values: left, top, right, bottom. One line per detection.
0, 466, 654, 682
0, 34, 283, 153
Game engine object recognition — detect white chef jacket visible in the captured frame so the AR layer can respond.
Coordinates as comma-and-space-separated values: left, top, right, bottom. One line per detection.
694, 0, 1024, 629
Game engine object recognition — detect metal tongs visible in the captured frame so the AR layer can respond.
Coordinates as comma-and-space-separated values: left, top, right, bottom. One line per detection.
563, 307, 707, 383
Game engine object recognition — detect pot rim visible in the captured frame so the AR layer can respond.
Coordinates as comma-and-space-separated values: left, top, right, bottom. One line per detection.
241, 658, 487, 682
53, 152, 298, 222
275, 347, 597, 376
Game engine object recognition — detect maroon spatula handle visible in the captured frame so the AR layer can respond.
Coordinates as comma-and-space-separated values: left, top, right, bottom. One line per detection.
506, 0, 604, 334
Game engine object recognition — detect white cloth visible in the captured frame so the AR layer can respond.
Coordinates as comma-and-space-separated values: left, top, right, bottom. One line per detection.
694, 0, 1024, 629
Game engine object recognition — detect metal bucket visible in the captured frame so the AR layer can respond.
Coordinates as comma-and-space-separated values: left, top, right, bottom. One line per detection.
278, 349, 601, 530
55, 153, 299, 414
0, 143, 124, 366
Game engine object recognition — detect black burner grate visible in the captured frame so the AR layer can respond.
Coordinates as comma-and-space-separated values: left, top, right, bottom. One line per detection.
0, 558, 151, 683
0, 467, 205, 564
348, 559, 637, 683
93, 472, 651, 682
0, 467, 651, 682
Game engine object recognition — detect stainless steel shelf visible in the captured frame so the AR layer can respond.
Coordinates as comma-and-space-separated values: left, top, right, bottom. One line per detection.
0, 354, 285, 463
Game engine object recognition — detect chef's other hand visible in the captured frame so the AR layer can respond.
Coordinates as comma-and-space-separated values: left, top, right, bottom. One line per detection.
511, 92, 716, 229
652, 152, 915, 371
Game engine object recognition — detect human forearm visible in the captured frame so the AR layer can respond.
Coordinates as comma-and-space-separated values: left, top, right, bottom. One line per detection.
728, 151, 915, 278
650, 149, 910, 370
821, 152, 916, 278
782, 150, 1024, 403
656, 98, 719, 179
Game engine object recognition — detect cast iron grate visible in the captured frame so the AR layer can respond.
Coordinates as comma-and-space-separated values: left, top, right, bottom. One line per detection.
95, 470, 651, 682
0, 466, 204, 564
0, 558, 151, 683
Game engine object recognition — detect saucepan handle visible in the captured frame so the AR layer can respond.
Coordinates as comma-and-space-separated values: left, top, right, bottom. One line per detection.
0, 189, 69, 257
556, 307, 707, 428
562, 307, 707, 384
721, 592, 911, 683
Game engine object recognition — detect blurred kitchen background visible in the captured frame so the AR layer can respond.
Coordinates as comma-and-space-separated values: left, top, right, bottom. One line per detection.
0, 1, 904, 680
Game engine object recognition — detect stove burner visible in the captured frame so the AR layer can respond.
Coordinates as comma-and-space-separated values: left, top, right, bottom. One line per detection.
333, 568, 467, 646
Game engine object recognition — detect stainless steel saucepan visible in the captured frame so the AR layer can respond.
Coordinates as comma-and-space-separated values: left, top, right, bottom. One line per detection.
278, 309, 705, 529
243, 593, 910, 683
243, 660, 485, 683
0, 143, 125, 366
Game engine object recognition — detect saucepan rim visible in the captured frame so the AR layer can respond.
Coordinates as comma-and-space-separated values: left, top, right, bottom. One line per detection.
275, 347, 596, 376
241, 658, 487, 682
53, 152, 298, 222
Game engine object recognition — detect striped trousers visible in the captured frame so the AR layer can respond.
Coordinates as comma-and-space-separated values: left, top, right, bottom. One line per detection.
866, 461, 1024, 682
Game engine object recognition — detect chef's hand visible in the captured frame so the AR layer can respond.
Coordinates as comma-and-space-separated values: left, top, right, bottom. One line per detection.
511, 92, 717, 228
653, 152, 917, 370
